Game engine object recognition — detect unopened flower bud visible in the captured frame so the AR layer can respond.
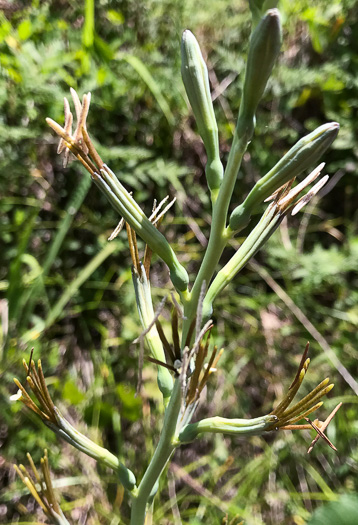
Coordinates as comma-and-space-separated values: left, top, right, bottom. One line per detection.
249, 1, 279, 26
230, 122, 339, 231
237, 9, 282, 139
181, 30, 223, 191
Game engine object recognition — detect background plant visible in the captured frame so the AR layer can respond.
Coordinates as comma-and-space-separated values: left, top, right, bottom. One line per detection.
1, 0, 358, 524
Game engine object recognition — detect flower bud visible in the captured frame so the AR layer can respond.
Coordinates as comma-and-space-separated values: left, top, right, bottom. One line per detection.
181, 30, 223, 191
230, 122, 339, 231
237, 9, 282, 139
249, 1, 279, 26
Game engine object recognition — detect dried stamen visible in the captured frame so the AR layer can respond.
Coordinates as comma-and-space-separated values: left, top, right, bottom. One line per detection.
14, 450, 68, 523
267, 343, 336, 451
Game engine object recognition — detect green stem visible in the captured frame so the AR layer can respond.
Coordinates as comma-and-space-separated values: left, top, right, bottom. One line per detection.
53, 509, 71, 525
182, 131, 249, 337
204, 206, 281, 312
46, 412, 137, 492
130, 379, 182, 525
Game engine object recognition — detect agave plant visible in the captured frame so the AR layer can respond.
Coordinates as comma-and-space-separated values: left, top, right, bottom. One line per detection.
12, 3, 342, 523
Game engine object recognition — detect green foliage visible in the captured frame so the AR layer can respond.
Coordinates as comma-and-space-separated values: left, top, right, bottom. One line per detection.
307, 495, 358, 525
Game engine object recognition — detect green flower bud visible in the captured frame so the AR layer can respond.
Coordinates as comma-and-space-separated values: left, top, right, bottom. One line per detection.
181, 30, 223, 191
237, 9, 282, 139
230, 122, 339, 231
249, 1, 279, 26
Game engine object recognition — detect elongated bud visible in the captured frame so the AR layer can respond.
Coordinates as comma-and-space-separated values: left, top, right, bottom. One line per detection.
249, 1, 279, 26
237, 9, 282, 139
230, 122, 340, 231
181, 30, 223, 191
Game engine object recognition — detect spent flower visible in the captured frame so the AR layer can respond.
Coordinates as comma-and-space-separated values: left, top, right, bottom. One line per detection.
14, 450, 69, 525
13, 357, 136, 491
46, 90, 189, 293
230, 123, 339, 231
266, 343, 338, 454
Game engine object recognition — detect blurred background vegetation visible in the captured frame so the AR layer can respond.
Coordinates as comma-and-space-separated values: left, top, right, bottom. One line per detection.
1, 0, 358, 523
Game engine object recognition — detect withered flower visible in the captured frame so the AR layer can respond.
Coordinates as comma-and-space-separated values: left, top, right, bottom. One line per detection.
267, 343, 340, 452
12, 357, 136, 491
14, 450, 69, 525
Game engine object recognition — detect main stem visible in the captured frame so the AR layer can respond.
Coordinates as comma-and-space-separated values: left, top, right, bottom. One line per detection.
130, 379, 182, 525
182, 131, 249, 339
130, 130, 250, 524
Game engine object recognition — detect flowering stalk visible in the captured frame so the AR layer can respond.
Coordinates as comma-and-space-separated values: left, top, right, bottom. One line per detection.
38, 3, 342, 523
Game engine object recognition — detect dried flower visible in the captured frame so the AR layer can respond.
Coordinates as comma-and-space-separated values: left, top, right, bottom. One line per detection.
266, 343, 339, 452
46, 90, 189, 293
229, 123, 339, 231
14, 450, 69, 525
13, 357, 137, 491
